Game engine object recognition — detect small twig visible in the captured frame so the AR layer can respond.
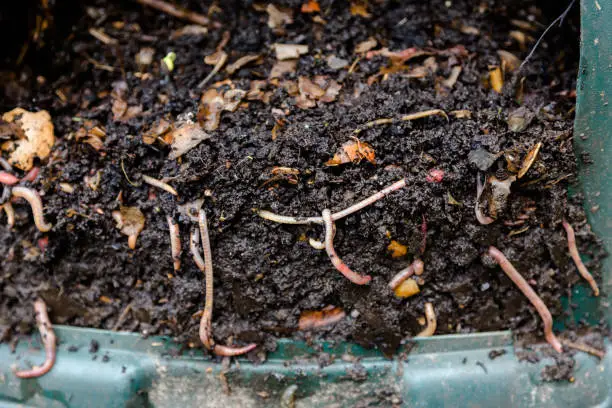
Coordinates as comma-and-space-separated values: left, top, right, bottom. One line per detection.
560, 338, 606, 359
167, 216, 181, 272
389, 259, 424, 290
475, 173, 494, 225
198, 209, 257, 356
13, 299, 56, 378
198, 51, 228, 89
415, 303, 436, 337
354, 109, 448, 135
562, 219, 599, 296
135, 0, 211, 26
11, 187, 52, 232
88, 28, 118, 45
112, 302, 134, 331
120, 159, 139, 187
142, 175, 178, 196
322, 209, 372, 285
488, 246, 562, 353
518, 0, 576, 71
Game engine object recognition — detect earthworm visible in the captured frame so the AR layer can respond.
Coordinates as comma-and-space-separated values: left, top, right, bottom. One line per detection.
562, 219, 599, 296
420, 214, 427, 254
212, 343, 258, 357
0, 172, 19, 185
0, 158, 12, 172
3, 203, 15, 227
298, 308, 346, 330
415, 302, 436, 337
166, 216, 181, 271
257, 210, 323, 225
308, 237, 325, 250
475, 173, 494, 225
322, 209, 372, 285
21, 167, 39, 183
331, 178, 406, 221
190, 227, 206, 271
11, 186, 52, 232
13, 299, 56, 378
198, 209, 257, 356
488, 246, 562, 353
258, 178, 407, 225
388, 259, 424, 290
142, 175, 178, 196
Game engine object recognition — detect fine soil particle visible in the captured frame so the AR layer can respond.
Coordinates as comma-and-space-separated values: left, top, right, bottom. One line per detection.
0, 0, 606, 360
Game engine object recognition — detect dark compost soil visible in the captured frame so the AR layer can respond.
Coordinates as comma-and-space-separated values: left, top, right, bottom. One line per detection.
0, 0, 606, 360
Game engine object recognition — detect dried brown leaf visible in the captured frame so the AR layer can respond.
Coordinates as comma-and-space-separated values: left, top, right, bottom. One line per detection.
325, 139, 375, 166
350, 1, 371, 17
112, 206, 145, 250
2, 108, 55, 171
274, 43, 308, 60
518, 142, 542, 179
354, 37, 377, 54
266, 4, 293, 29
489, 66, 503, 93
142, 118, 172, 145
168, 122, 211, 159
270, 60, 297, 78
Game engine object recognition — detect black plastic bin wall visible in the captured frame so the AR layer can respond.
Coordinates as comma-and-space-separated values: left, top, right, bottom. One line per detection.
1, 1, 611, 406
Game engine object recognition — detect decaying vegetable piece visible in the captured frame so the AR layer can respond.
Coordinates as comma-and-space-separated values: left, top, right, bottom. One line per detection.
112, 206, 145, 249
197, 209, 257, 356
2, 108, 55, 171
393, 278, 420, 298
562, 219, 600, 296
487, 246, 562, 353
13, 299, 56, 378
415, 303, 436, 337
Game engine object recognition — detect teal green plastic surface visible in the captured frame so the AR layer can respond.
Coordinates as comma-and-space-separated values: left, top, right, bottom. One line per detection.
2, 1, 611, 406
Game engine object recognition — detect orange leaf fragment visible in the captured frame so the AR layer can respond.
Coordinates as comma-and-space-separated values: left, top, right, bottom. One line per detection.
301, 0, 320, 13
325, 138, 376, 166
387, 240, 408, 258
298, 307, 346, 330
350, 1, 371, 17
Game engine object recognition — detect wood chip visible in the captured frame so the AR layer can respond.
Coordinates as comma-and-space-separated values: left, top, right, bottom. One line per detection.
273, 44, 308, 60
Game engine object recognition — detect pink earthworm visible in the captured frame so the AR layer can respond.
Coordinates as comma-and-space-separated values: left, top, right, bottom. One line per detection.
562, 219, 599, 296
13, 299, 56, 378
167, 216, 181, 271
11, 186, 52, 232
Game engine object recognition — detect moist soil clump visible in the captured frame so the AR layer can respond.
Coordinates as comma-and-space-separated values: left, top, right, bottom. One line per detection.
0, 0, 606, 359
